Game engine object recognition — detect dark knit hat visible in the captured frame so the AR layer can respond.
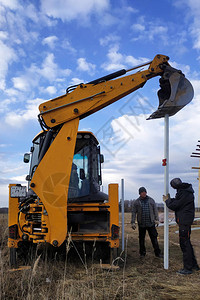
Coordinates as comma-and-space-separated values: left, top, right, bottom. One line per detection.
170, 178, 182, 189
139, 187, 147, 194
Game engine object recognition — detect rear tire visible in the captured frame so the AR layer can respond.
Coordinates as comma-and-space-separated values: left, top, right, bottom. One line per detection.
10, 248, 17, 268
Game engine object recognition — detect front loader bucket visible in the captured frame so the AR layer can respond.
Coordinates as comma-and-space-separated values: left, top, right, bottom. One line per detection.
147, 65, 194, 120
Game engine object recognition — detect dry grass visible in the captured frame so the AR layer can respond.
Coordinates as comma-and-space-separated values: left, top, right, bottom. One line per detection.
1, 213, 200, 300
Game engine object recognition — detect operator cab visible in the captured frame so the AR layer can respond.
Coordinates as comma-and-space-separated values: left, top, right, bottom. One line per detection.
24, 130, 108, 203
68, 131, 108, 203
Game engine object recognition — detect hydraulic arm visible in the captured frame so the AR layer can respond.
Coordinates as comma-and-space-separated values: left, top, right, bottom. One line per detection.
38, 55, 168, 129
38, 54, 193, 128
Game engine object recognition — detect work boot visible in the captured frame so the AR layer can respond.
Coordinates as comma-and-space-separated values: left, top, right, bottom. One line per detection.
155, 253, 163, 258
140, 253, 145, 259
176, 269, 192, 275
193, 265, 200, 271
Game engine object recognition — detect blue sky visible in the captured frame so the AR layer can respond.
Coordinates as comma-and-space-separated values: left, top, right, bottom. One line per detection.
1, 0, 200, 207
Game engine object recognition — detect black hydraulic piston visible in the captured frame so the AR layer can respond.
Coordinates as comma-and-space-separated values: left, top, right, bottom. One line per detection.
88, 69, 127, 85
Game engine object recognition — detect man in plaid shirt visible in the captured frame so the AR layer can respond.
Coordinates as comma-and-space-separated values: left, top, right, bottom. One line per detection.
131, 187, 162, 258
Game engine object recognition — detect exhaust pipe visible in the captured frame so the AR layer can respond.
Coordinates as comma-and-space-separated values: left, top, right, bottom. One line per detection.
147, 65, 194, 120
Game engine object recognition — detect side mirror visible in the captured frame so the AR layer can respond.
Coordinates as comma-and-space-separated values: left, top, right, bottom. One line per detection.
100, 154, 104, 164
80, 168, 85, 180
26, 175, 31, 181
24, 153, 30, 163
98, 175, 102, 185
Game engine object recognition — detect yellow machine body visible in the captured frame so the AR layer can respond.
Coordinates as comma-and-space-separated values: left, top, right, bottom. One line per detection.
8, 54, 193, 266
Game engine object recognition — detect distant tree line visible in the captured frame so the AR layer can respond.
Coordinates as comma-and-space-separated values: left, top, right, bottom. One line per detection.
0, 207, 8, 214
119, 200, 164, 212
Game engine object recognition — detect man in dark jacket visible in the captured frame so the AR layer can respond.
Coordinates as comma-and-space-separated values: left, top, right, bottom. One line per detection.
131, 187, 162, 258
163, 178, 199, 275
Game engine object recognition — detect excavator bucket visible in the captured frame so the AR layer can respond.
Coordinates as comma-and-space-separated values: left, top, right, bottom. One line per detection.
147, 65, 194, 120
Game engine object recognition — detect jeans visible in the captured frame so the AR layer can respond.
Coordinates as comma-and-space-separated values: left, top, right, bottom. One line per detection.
179, 224, 198, 270
138, 225, 161, 256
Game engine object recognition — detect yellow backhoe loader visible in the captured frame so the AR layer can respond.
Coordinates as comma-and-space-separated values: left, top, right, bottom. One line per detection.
8, 54, 194, 267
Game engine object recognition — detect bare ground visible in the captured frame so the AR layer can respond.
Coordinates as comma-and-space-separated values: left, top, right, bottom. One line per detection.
1, 213, 200, 300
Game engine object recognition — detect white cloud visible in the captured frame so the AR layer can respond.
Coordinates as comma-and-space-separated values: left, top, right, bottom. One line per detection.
69, 77, 84, 86
0, 0, 20, 10
99, 34, 120, 47
0, 41, 17, 90
148, 25, 168, 41
131, 23, 145, 32
4, 88, 23, 97
174, 0, 200, 15
10, 175, 27, 182
101, 45, 149, 71
98, 12, 117, 27
77, 58, 96, 74
40, 53, 58, 80
170, 61, 191, 77
0, 1, 55, 53
61, 39, 77, 54
12, 76, 30, 91
1, 163, 26, 175
5, 98, 43, 127
0, 98, 16, 113
1, 8, 39, 45
41, 0, 110, 22
0, 183, 10, 207
124, 6, 138, 14
40, 53, 71, 81
190, 22, 200, 50
131, 16, 168, 44
107, 45, 123, 63
125, 55, 149, 67
0, 164, 28, 207
43, 85, 57, 95
12, 53, 71, 92
42, 35, 58, 49
174, 0, 200, 50
101, 45, 125, 71
24, 3, 40, 23
0, 31, 8, 40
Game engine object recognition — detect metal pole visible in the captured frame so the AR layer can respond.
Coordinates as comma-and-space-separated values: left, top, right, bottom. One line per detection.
198, 161, 200, 209
164, 114, 169, 269
121, 178, 125, 251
